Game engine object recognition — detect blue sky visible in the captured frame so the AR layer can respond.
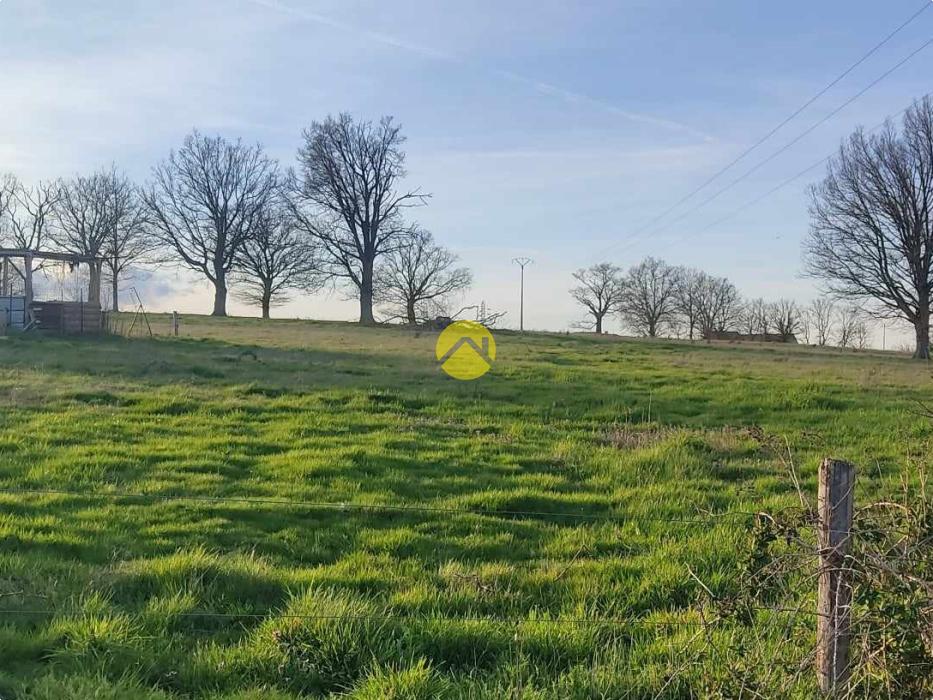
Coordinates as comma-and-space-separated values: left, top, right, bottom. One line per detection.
1, 0, 931, 345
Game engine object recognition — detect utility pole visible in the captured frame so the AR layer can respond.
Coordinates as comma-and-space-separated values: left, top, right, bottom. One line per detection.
512, 257, 533, 332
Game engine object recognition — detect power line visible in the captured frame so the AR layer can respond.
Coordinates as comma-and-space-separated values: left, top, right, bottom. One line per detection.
0, 486, 756, 526
605, 33, 933, 258
633, 91, 932, 258
595, 2, 933, 259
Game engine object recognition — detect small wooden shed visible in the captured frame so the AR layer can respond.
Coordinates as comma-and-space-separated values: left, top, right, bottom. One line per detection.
0, 248, 104, 334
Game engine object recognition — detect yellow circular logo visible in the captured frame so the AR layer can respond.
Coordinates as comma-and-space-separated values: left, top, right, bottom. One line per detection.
435, 320, 496, 380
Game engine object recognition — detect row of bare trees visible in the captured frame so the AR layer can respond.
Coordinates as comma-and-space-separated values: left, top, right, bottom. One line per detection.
572, 97, 933, 357
571, 257, 746, 339
798, 299, 871, 349
571, 257, 875, 348
0, 169, 152, 310
3, 96, 927, 344
0, 115, 473, 322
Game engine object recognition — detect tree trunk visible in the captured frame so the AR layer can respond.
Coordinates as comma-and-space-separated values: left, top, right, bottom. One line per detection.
261, 292, 271, 320
88, 261, 102, 307
111, 272, 119, 313
595, 315, 603, 334
914, 304, 930, 359
406, 299, 417, 325
359, 259, 375, 324
212, 272, 227, 317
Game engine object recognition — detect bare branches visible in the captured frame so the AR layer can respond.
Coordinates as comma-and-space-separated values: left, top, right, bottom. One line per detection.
672, 267, 706, 340
617, 257, 679, 337
688, 455, 933, 698
742, 297, 771, 336
233, 195, 324, 319
0, 175, 60, 252
697, 274, 743, 338
808, 298, 836, 346
143, 130, 278, 316
569, 259, 740, 341
570, 262, 622, 333
291, 114, 428, 324
374, 228, 471, 325
837, 305, 869, 349
101, 181, 153, 312
0, 174, 15, 226
450, 301, 506, 328
769, 299, 803, 342
53, 167, 137, 305
805, 97, 933, 359
53, 168, 120, 259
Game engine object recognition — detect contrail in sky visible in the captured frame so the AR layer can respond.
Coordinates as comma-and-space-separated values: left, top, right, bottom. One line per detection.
245, 0, 714, 141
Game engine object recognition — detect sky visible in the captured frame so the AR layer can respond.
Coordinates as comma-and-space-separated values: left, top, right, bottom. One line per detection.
1, 0, 931, 347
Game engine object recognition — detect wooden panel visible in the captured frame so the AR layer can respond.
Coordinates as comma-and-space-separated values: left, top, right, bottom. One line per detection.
30, 302, 103, 334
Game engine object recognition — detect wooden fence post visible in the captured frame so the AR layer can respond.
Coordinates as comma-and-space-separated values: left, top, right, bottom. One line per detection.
24, 253, 34, 326
816, 458, 855, 695
172, 310, 179, 337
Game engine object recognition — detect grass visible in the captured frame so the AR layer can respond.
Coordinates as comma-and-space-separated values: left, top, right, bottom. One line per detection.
0, 313, 930, 698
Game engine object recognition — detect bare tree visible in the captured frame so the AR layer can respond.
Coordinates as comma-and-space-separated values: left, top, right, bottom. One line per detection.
672, 267, 705, 340
852, 317, 871, 349
53, 167, 137, 305
741, 297, 770, 336
143, 130, 278, 316
836, 305, 867, 349
0, 174, 14, 223
617, 257, 678, 337
799, 313, 812, 344
0, 175, 61, 294
291, 114, 428, 324
375, 228, 471, 325
569, 262, 622, 333
805, 97, 933, 359
233, 195, 322, 319
768, 298, 802, 341
2, 177, 61, 252
102, 181, 153, 312
697, 275, 742, 338
808, 298, 835, 346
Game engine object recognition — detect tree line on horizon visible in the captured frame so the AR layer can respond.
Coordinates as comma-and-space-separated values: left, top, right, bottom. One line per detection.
574, 96, 933, 359
570, 256, 873, 349
1, 96, 931, 358
0, 115, 473, 324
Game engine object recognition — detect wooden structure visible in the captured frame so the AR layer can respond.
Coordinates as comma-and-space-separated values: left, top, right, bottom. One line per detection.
0, 248, 104, 334
30, 301, 104, 333
816, 458, 855, 693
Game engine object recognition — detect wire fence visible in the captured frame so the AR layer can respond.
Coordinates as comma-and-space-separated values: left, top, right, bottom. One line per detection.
2, 459, 930, 697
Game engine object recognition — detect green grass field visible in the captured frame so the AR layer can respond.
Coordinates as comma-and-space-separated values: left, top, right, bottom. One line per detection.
0, 315, 930, 698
